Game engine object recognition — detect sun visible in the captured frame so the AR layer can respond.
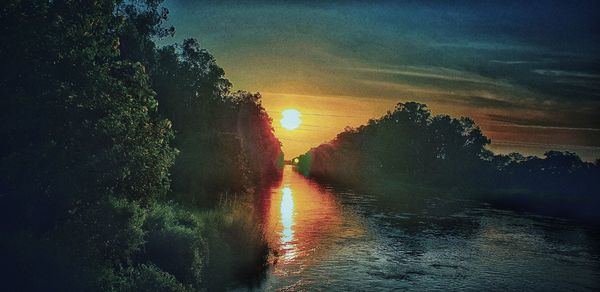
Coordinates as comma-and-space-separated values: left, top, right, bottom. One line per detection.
280, 109, 301, 130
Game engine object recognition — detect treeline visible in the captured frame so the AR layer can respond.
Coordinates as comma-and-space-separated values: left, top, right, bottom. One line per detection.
150, 39, 283, 207
296, 102, 600, 221
1, 0, 281, 291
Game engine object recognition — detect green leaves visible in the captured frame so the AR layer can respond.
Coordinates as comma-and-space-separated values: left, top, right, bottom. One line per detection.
1, 0, 178, 289
1, 1, 281, 290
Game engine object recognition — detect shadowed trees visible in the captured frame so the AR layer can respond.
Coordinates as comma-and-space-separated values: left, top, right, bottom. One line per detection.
118, 5, 283, 288
145, 40, 282, 287
1, 0, 177, 290
296, 101, 599, 221
150, 39, 283, 206
1, 0, 281, 290
297, 102, 491, 188
491, 151, 600, 196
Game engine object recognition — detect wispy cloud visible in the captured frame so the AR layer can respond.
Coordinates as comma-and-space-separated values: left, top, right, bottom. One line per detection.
533, 69, 600, 79
354, 79, 457, 97
354, 78, 536, 110
553, 79, 600, 91
460, 95, 520, 109
489, 60, 534, 65
485, 122, 600, 132
430, 41, 539, 52
487, 112, 600, 130
344, 65, 503, 86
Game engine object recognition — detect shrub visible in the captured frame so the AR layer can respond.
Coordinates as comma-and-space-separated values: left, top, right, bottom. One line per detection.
139, 203, 206, 289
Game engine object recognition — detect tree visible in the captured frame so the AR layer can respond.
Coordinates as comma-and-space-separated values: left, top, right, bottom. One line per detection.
0, 0, 176, 289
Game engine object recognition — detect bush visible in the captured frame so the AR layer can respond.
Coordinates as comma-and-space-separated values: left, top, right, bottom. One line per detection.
139, 203, 206, 289
125, 264, 190, 292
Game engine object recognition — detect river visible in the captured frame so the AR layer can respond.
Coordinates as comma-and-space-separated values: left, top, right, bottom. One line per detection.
254, 166, 600, 291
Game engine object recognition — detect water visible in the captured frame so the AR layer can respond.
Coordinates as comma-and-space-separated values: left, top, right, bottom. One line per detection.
254, 166, 600, 291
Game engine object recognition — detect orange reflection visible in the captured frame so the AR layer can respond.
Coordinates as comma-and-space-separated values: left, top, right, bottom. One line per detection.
279, 186, 296, 260
260, 166, 346, 272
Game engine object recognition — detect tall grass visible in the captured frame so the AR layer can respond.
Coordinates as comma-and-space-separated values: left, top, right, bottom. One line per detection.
194, 193, 270, 289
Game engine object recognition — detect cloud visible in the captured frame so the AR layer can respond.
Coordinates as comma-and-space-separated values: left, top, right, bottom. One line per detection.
430, 41, 539, 52
489, 60, 536, 65
459, 95, 520, 109
553, 79, 600, 91
488, 122, 600, 132
532, 69, 600, 79
343, 65, 503, 86
487, 111, 600, 130
354, 79, 456, 97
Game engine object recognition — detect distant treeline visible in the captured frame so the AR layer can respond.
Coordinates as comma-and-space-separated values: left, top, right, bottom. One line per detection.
296, 102, 600, 221
1, 0, 281, 291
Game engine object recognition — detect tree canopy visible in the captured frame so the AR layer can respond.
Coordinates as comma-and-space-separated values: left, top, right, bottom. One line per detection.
296, 101, 600, 221
0, 0, 282, 290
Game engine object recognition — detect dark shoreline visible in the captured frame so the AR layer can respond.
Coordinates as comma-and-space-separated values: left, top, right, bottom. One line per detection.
294, 166, 600, 229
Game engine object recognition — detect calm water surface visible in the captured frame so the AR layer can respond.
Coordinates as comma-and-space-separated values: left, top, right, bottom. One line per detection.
254, 166, 600, 291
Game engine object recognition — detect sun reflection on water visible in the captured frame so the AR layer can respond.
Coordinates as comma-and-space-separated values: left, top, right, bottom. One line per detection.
280, 186, 296, 260
260, 166, 354, 275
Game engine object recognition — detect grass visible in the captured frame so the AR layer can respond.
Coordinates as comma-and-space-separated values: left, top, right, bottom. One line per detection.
191, 193, 270, 289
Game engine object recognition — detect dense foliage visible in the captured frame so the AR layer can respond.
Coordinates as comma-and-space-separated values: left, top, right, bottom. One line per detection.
0, 0, 281, 290
297, 102, 491, 186
296, 102, 600, 221
150, 40, 283, 206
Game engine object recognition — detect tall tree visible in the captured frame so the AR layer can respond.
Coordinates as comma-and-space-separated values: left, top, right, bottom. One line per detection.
0, 0, 176, 289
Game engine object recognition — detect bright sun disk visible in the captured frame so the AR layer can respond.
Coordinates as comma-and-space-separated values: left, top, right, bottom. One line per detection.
281, 109, 301, 130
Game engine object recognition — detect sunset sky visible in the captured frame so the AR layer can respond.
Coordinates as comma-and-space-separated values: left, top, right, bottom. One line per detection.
161, 0, 600, 160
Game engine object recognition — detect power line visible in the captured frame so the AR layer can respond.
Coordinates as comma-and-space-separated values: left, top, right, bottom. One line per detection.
266, 110, 368, 119
301, 123, 340, 129
277, 137, 307, 142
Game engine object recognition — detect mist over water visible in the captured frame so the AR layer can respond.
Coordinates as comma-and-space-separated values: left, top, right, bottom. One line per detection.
256, 166, 600, 291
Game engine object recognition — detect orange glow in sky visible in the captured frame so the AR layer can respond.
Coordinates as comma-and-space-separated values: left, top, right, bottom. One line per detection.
163, 0, 600, 162
262, 92, 398, 159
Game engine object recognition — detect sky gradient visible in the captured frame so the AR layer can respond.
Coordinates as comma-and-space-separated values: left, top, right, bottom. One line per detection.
161, 0, 600, 160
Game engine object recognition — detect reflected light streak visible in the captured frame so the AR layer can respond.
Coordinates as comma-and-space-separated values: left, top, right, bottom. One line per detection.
280, 187, 294, 250
260, 166, 355, 273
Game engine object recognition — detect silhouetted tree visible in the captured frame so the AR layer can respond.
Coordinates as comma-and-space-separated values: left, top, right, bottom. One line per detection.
150, 40, 282, 207
298, 102, 490, 187
296, 101, 599, 221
